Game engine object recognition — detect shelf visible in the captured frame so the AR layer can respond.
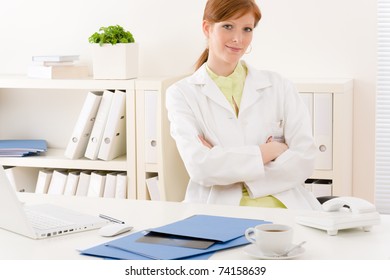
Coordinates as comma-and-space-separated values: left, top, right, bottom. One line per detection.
0, 74, 135, 90
0, 75, 352, 202
292, 78, 353, 93
311, 170, 333, 180
0, 148, 127, 171
136, 78, 353, 201
0, 75, 137, 199
135, 77, 190, 201
145, 163, 158, 173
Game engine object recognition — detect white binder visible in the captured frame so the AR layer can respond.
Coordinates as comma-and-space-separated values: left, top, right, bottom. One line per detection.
300, 92, 314, 134
35, 168, 53, 194
145, 176, 160, 201
115, 172, 127, 199
87, 171, 106, 197
64, 91, 103, 159
47, 170, 68, 195
75, 171, 91, 196
314, 93, 333, 170
103, 172, 117, 198
98, 90, 127, 161
304, 179, 332, 197
85, 90, 115, 160
63, 171, 80, 196
144, 90, 158, 163
4, 166, 39, 193
311, 180, 332, 197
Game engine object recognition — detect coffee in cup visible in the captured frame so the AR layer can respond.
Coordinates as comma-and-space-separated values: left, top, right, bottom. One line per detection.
245, 223, 293, 255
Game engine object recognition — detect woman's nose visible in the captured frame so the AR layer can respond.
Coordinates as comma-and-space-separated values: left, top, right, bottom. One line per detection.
231, 31, 242, 43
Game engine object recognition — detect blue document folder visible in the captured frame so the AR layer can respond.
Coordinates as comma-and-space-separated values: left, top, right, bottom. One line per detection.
106, 231, 253, 260
0, 151, 35, 157
147, 214, 266, 242
0, 139, 47, 157
0, 139, 47, 151
80, 215, 270, 260
80, 233, 215, 260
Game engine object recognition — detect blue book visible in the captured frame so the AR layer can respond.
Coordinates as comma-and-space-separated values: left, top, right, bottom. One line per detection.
0, 139, 47, 152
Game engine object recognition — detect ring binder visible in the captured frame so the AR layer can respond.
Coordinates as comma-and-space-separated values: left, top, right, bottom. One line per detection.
64, 91, 103, 159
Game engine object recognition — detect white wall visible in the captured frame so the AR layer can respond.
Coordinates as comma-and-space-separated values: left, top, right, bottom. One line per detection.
0, 0, 377, 201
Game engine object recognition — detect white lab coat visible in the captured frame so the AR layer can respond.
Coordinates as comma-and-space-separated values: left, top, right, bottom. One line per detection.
166, 61, 322, 210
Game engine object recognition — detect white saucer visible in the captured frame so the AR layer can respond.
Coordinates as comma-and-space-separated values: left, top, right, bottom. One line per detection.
243, 244, 305, 260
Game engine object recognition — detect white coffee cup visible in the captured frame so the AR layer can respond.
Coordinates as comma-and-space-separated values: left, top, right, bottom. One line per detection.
245, 223, 293, 255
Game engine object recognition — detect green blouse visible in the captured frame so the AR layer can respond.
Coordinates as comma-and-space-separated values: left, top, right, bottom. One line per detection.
206, 62, 286, 208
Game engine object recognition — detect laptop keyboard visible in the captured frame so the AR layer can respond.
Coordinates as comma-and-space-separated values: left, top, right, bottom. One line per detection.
25, 209, 73, 230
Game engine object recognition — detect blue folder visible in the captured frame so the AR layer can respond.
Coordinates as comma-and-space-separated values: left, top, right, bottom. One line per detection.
106, 231, 253, 260
80, 233, 216, 260
146, 214, 266, 242
0, 139, 47, 157
80, 215, 270, 260
0, 139, 47, 152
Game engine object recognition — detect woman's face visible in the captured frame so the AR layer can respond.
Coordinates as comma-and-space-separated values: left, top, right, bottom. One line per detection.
203, 12, 255, 74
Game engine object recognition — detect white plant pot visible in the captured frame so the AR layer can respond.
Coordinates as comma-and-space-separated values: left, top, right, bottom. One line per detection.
92, 43, 138, 79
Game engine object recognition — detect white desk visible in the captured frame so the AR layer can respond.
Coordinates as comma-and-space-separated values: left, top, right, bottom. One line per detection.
1, 193, 389, 260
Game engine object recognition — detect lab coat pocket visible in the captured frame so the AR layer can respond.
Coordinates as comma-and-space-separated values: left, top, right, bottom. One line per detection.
269, 120, 285, 143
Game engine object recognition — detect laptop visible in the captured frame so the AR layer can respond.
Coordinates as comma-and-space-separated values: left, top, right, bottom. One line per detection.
0, 166, 109, 239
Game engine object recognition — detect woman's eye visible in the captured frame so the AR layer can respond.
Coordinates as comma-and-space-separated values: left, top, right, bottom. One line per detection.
244, 27, 253, 32
222, 24, 233, 30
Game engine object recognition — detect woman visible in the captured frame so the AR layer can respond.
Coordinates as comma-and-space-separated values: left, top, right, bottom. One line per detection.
166, 0, 321, 210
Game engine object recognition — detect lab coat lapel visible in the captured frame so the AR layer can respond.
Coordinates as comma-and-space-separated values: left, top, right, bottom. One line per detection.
188, 65, 237, 114
187, 66, 236, 146
202, 82, 234, 113
188, 63, 273, 115
199, 75, 239, 145
239, 65, 272, 115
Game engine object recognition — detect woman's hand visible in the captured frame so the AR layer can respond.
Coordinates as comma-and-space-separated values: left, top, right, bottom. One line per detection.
260, 136, 288, 164
198, 135, 213, 149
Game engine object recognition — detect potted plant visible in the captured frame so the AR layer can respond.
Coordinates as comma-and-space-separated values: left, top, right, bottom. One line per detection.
88, 25, 138, 79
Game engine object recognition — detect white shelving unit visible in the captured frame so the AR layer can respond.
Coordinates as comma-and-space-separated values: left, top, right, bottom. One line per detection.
135, 77, 353, 202
0, 75, 353, 202
135, 77, 189, 201
0, 75, 137, 199
294, 78, 354, 197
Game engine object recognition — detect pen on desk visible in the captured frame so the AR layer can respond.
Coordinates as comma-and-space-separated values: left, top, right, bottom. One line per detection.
99, 214, 125, 224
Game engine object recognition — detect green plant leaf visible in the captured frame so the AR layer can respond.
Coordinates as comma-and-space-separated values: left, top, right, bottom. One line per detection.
88, 25, 135, 45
